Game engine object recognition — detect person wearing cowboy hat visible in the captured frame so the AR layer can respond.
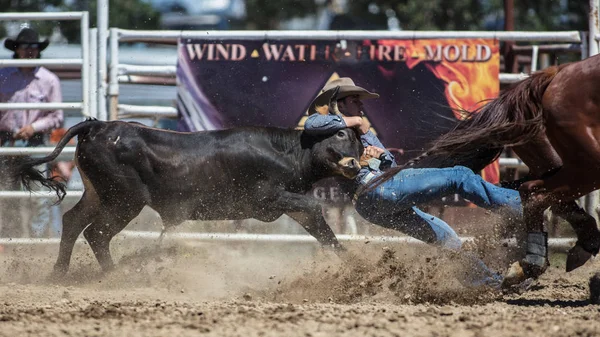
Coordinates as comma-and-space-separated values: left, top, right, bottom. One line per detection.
305, 77, 396, 186
304, 77, 521, 289
4, 27, 50, 59
0, 27, 63, 239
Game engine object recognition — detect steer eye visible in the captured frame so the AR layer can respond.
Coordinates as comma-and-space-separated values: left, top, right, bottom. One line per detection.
336, 131, 345, 138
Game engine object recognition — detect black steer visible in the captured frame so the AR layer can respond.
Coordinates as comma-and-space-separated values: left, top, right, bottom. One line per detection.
4, 119, 363, 275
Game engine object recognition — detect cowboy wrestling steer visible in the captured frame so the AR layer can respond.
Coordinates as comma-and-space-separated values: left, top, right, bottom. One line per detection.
4, 119, 362, 275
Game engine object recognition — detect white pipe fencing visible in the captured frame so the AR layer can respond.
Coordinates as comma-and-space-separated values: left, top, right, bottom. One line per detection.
0, 146, 75, 156
0, 11, 91, 117
0, 11, 90, 205
115, 29, 582, 43
0, 59, 83, 67
0, 191, 82, 199
89, 28, 98, 120
97, 0, 109, 121
0, 231, 576, 250
0, 103, 83, 110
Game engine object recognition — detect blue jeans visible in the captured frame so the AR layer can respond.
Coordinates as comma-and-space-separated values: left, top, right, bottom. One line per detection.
355, 166, 522, 287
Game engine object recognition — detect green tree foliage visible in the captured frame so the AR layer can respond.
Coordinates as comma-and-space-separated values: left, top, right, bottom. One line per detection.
320, 0, 588, 32
59, 0, 161, 42
509, 0, 588, 31
0, 0, 591, 42
343, 0, 485, 30
0, 0, 64, 39
243, 0, 317, 29
0, 0, 62, 12
0, 0, 160, 43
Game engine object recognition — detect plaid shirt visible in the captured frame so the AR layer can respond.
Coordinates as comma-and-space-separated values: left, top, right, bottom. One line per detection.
0, 67, 63, 134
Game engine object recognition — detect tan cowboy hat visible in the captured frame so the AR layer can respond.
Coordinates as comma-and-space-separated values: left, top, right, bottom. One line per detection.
4, 28, 49, 52
308, 77, 379, 115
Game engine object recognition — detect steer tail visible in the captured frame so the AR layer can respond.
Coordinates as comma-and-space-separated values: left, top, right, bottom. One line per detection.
365, 65, 565, 192
1, 118, 103, 201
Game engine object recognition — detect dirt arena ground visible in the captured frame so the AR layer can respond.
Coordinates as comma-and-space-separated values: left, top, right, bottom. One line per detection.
0, 235, 599, 337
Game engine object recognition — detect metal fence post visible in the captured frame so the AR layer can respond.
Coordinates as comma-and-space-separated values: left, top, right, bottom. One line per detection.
108, 28, 120, 121
590, 0, 599, 56
97, 0, 109, 120
89, 28, 98, 120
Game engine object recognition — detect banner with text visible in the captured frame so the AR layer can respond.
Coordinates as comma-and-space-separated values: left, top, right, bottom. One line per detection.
176, 38, 500, 193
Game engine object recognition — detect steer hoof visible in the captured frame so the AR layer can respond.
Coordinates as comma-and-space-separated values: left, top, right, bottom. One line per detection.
333, 243, 347, 254
566, 244, 594, 272
47, 268, 67, 283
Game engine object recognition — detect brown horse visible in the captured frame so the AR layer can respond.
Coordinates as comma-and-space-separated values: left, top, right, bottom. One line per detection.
370, 53, 600, 286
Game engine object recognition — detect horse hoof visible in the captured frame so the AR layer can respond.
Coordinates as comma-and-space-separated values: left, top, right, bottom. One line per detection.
501, 261, 526, 289
589, 272, 600, 304
566, 244, 593, 272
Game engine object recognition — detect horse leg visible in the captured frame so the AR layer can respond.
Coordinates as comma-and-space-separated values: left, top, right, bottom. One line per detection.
518, 122, 600, 276
52, 191, 100, 277
501, 138, 561, 286
83, 203, 145, 272
553, 201, 600, 271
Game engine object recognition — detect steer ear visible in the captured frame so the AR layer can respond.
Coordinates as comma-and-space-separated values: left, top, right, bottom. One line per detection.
328, 86, 342, 115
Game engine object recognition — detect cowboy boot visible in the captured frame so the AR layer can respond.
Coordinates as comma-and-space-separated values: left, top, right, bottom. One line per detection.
502, 232, 549, 288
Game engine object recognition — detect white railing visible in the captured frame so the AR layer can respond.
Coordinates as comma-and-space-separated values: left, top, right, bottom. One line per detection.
0, 12, 91, 204
0, 231, 576, 249
115, 29, 582, 42
0, 12, 91, 118
0, 190, 82, 200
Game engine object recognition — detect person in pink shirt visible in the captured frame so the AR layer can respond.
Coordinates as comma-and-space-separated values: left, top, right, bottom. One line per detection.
0, 28, 64, 238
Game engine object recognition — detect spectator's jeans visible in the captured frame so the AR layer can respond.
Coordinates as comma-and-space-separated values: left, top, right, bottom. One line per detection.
355, 166, 522, 287
0, 138, 54, 238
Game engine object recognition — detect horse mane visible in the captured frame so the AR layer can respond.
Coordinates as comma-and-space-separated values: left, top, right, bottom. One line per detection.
364, 64, 567, 192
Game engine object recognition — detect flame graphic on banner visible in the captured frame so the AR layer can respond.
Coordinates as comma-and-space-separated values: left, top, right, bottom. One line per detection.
378, 39, 500, 118
378, 39, 501, 183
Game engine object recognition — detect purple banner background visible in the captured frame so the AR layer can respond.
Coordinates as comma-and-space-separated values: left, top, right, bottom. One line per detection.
176, 39, 462, 162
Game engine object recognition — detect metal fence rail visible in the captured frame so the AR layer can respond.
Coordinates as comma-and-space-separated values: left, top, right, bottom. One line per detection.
0, 231, 576, 250
115, 29, 582, 43
0, 12, 91, 118
0, 11, 91, 205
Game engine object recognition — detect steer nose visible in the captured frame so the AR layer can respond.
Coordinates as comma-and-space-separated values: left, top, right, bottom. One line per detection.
339, 157, 361, 179
346, 158, 359, 170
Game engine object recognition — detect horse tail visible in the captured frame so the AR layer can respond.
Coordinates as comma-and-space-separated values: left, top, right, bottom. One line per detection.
366, 65, 565, 191
1, 118, 103, 201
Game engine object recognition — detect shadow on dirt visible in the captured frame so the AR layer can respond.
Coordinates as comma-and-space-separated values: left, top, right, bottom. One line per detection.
505, 298, 590, 308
